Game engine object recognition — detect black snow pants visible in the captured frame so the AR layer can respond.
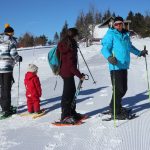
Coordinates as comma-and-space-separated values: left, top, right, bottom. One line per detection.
0, 73, 13, 112
110, 70, 128, 114
61, 77, 76, 120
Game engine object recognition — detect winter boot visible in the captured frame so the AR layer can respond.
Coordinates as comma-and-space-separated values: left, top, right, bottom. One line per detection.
35, 109, 44, 114
10, 106, 17, 114
61, 116, 77, 124
111, 109, 130, 120
0, 111, 12, 120
73, 113, 88, 121
121, 107, 131, 114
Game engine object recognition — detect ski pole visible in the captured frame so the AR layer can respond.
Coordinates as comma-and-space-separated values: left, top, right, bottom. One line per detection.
144, 45, 150, 101
16, 62, 21, 113
112, 52, 116, 128
78, 47, 96, 84
74, 74, 89, 100
71, 74, 89, 109
113, 66, 116, 127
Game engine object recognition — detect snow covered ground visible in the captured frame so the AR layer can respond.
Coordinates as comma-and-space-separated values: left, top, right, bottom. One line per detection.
0, 37, 150, 150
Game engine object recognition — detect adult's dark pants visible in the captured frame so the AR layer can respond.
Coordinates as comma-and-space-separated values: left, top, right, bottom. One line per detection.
110, 70, 128, 114
61, 77, 76, 120
0, 73, 13, 112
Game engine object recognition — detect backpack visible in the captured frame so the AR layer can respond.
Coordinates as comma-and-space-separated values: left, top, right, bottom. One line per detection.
48, 46, 61, 75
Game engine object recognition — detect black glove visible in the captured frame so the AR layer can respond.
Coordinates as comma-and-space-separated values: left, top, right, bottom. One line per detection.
17, 56, 23, 62
140, 50, 148, 57
80, 73, 85, 81
81, 73, 85, 77
108, 56, 118, 65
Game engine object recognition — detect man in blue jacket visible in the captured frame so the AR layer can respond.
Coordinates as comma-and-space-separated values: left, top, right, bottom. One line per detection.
101, 16, 148, 119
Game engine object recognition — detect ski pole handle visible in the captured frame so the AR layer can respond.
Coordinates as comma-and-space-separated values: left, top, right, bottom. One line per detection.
144, 45, 146, 50
84, 74, 89, 80
79, 74, 89, 89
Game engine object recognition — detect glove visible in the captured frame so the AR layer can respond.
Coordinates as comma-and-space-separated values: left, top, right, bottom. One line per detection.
108, 56, 118, 65
81, 73, 85, 81
140, 50, 148, 57
81, 73, 85, 76
16, 56, 22, 62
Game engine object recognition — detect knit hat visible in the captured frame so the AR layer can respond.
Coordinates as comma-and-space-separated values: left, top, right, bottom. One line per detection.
4, 26, 14, 34
27, 64, 38, 73
114, 16, 124, 25
5, 23, 10, 28
67, 28, 79, 38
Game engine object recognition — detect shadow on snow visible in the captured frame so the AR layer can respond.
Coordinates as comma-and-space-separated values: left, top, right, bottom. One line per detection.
86, 90, 150, 117
18, 86, 106, 114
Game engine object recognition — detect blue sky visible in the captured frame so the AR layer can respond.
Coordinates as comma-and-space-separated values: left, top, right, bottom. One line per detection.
0, 0, 150, 40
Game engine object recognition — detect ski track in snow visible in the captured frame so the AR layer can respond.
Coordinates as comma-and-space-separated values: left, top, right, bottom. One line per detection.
0, 38, 150, 150
0, 129, 19, 150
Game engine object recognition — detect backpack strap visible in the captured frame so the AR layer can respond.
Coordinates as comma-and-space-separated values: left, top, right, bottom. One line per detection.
57, 47, 62, 75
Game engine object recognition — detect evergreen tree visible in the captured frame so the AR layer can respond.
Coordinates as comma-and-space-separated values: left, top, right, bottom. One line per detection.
132, 13, 145, 36
48, 40, 53, 45
112, 12, 116, 18
75, 11, 91, 46
18, 32, 34, 47
53, 32, 59, 44
75, 11, 85, 39
126, 11, 150, 37
60, 21, 68, 40
144, 11, 150, 37
95, 11, 102, 24
127, 11, 134, 20
102, 9, 112, 22
34, 35, 48, 46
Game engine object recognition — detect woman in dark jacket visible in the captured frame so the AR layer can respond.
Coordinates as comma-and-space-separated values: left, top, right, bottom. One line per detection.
58, 28, 85, 124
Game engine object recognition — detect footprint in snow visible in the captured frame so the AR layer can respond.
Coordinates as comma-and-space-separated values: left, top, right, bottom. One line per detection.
109, 138, 122, 148
44, 143, 57, 150
53, 133, 65, 141
99, 89, 108, 97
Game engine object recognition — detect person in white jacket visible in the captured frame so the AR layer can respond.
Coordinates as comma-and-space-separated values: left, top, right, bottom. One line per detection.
0, 25, 22, 119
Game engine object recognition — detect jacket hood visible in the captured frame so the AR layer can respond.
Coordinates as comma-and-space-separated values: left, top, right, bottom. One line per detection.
25, 72, 37, 81
107, 28, 128, 35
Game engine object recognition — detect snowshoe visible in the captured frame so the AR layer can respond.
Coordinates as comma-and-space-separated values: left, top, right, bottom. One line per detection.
102, 107, 132, 115
20, 109, 45, 119
0, 110, 3, 116
32, 110, 46, 119
10, 106, 17, 114
121, 107, 132, 114
0, 111, 12, 120
20, 112, 35, 117
102, 110, 137, 121
52, 116, 83, 126
73, 113, 88, 122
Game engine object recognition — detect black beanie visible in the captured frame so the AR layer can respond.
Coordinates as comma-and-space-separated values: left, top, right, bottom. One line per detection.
68, 28, 79, 38
114, 16, 124, 24
4, 26, 14, 33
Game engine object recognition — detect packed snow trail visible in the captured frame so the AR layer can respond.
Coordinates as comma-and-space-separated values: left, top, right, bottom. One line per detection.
0, 38, 150, 150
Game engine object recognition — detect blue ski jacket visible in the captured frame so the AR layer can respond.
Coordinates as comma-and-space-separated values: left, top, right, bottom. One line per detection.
101, 28, 141, 71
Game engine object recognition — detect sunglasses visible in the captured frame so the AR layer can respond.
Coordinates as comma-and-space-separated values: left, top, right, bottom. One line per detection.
114, 23, 123, 26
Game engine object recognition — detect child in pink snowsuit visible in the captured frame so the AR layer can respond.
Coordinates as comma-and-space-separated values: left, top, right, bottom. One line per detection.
24, 64, 42, 113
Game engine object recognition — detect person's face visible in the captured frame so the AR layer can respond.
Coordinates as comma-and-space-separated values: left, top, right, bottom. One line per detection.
35, 70, 38, 74
114, 22, 123, 32
7, 32, 14, 36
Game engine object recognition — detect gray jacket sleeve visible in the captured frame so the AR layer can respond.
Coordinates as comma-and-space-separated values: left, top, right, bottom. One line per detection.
9, 37, 20, 62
